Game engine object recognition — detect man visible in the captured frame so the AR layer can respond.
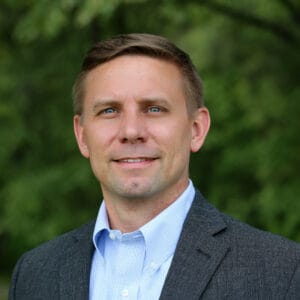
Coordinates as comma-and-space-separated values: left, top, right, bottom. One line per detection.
9, 33, 300, 299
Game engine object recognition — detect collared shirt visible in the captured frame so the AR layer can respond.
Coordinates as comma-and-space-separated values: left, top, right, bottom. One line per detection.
89, 181, 195, 300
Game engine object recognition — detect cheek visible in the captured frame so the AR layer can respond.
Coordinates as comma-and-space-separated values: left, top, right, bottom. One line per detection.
155, 124, 192, 155
85, 124, 116, 150
152, 119, 189, 137
149, 120, 192, 145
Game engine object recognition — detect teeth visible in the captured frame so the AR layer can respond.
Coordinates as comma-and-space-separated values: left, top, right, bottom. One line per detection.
121, 158, 147, 163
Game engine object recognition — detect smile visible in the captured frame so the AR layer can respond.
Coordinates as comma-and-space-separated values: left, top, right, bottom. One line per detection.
115, 157, 157, 163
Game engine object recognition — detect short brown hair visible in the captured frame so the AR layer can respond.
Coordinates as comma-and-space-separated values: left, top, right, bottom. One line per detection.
72, 33, 204, 115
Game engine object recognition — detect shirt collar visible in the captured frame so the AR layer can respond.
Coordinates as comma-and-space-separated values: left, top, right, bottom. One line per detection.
93, 180, 195, 265
92, 200, 110, 253
139, 180, 195, 267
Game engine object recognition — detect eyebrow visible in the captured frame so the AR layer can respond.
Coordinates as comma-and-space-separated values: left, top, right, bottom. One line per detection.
139, 98, 170, 107
92, 100, 119, 113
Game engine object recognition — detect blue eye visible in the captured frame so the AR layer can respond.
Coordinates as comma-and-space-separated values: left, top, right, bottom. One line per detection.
148, 106, 161, 113
103, 107, 116, 114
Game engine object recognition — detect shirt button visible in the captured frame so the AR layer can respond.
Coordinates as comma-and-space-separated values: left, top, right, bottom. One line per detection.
121, 288, 129, 297
109, 232, 116, 240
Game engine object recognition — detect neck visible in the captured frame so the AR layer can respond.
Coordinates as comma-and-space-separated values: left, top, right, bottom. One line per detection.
102, 181, 189, 233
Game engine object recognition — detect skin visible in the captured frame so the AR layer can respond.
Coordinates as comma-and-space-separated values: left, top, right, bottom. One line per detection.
74, 55, 210, 232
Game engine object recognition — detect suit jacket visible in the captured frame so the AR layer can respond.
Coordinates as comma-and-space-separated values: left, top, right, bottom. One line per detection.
9, 190, 300, 299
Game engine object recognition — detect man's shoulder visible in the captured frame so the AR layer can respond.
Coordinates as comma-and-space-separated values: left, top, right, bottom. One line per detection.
192, 190, 300, 255
223, 211, 300, 253
9, 221, 95, 299
162, 192, 300, 299
19, 220, 95, 265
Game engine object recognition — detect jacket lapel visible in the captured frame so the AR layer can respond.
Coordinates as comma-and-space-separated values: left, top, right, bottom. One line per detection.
160, 191, 230, 300
59, 222, 95, 299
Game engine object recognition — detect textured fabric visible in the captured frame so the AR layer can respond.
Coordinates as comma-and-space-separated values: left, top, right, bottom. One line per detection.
9, 190, 300, 299
89, 181, 195, 299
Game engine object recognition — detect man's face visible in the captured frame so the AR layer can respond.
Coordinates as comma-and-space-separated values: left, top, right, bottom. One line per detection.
74, 55, 210, 204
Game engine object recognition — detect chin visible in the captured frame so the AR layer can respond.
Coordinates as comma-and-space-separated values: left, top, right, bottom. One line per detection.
115, 180, 158, 199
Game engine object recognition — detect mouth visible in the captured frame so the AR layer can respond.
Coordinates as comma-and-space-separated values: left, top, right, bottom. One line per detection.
112, 157, 159, 170
114, 157, 158, 163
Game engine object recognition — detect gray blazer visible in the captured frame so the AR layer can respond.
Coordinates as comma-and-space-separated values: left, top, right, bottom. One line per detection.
9, 190, 300, 299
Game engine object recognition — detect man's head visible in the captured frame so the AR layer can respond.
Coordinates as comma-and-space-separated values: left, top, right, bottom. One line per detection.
73, 33, 210, 211
73, 33, 204, 117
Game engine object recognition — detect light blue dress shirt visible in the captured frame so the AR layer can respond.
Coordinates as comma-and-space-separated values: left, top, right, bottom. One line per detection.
89, 181, 195, 300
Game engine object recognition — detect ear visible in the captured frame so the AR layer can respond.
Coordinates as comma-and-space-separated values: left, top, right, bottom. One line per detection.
190, 107, 210, 153
73, 115, 90, 158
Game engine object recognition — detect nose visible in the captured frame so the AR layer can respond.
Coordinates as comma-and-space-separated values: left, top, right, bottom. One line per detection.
118, 111, 147, 144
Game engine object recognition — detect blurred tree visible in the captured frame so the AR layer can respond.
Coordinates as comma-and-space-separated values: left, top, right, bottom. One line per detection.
0, 0, 299, 278
183, 0, 300, 240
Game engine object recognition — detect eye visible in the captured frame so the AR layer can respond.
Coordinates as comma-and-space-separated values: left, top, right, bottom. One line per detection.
102, 107, 117, 114
96, 107, 118, 118
148, 106, 162, 113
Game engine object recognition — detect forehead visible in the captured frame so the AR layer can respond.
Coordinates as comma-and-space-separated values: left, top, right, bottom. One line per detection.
86, 54, 182, 82
83, 55, 186, 102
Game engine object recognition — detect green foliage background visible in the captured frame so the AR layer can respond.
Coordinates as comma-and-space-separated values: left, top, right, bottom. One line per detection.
1, 0, 300, 282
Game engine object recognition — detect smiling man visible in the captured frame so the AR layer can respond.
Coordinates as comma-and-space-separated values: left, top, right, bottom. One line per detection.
73, 54, 209, 234
9, 34, 300, 299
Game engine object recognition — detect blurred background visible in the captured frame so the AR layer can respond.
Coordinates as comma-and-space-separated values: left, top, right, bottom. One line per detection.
1, 0, 300, 298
